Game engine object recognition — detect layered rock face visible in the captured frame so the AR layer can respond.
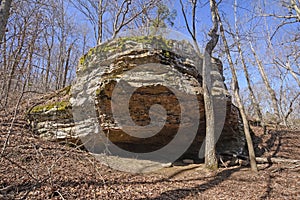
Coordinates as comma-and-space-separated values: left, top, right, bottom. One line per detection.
26, 86, 78, 144
27, 36, 245, 159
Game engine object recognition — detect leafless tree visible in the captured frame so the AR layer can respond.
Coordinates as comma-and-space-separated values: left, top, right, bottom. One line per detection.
180, 0, 219, 170
0, 0, 82, 109
216, 0, 258, 172
69, 0, 161, 45
249, 41, 281, 124
229, 3, 265, 130
202, 0, 220, 170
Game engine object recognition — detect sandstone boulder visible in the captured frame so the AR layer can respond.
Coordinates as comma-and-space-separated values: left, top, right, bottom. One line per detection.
27, 36, 245, 161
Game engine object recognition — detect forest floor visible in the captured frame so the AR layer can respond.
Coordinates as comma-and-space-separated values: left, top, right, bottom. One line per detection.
0, 108, 299, 199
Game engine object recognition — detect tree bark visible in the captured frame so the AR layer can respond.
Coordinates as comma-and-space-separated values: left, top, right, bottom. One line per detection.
216, 8, 258, 172
0, 0, 13, 44
4, 21, 27, 107
62, 42, 74, 88
249, 42, 281, 123
231, 2, 265, 132
203, 0, 219, 170
97, 0, 103, 45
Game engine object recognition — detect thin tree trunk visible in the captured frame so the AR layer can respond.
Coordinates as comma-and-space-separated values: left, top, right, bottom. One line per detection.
62, 42, 74, 88
232, 2, 265, 131
249, 42, 281, 123
0, 33, 7, 105
97, 0, 103, 45
4, 23, 27, 107
216, 9, 258, 172
56, 0, 66, 90
203, 0, 219, 170
0, 0, 13, 44
284, 92, 300, 126
45, 32, 54, 91
179, 0, 218, 169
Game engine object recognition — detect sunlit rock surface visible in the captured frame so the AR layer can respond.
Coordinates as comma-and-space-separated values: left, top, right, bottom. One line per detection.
27, 36, 245, 160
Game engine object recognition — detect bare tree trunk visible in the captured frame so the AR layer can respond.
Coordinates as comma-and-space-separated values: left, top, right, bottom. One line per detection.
249, 42, 281, 123
56, 0, 66, 90
203, 0, 219, 170
4, 23, 27, 107
44, 29, 54, 91
232, 2, 265, 131
284, 92, 300, 126
97, 0, 103, 45
0, 33, 7, 106
216, 8, 258, 172
0, 0, 12, 44
179, 0, 218, 169
62, 42, 74, 88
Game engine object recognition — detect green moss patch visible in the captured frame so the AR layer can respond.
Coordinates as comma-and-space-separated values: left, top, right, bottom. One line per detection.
78, 36, 174, 69
30, 101, 71, 113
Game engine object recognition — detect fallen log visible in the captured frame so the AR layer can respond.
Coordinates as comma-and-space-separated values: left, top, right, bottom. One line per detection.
255, 157, 300, 164
220, 152, 300, 165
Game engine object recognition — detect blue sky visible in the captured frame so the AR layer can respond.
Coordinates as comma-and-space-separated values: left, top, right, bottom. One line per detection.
65, 0, 299, 109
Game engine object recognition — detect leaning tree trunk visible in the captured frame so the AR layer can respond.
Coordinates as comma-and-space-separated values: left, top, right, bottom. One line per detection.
217, 10, 258, 172
249, 42, 281, 124
232, 9, 264, 129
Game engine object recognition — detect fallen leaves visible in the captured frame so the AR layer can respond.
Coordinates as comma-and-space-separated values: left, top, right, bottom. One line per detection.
0, 111, 300, 199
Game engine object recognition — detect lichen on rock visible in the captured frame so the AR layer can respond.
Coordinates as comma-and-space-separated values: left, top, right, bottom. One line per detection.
27, 36, 246, 161
27, 86, 77, 143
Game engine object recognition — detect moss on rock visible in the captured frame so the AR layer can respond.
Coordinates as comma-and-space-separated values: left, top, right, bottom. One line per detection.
30, 100, 71, 113
78, 35, 174, 72
28, 86, 72, 114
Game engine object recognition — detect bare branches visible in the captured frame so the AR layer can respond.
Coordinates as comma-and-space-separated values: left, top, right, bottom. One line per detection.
231, 2, 264, 126
270, 20, 298, 40
249, 41, 281, 122
284, 92, 300, 123
262, 13, 298, 19
260, 0, 300, 41
206, 0, 219, 55
216, 0, 258, 172
192, 0, 197, 38
179, 0, 197, 41
290, 0, 300, 20
274, 58, 300, 84
113, 0, 131, 38
262, 0, 300, 21
112, 0, 157, 39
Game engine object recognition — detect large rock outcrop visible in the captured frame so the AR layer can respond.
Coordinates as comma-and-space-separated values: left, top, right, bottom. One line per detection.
27, 36, 245, 160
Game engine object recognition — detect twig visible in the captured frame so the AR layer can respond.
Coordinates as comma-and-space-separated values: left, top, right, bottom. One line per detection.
1, 155, 37, 181
55, 190, 66, 200
1, 86, 26, 156
219, 156, 228, 168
